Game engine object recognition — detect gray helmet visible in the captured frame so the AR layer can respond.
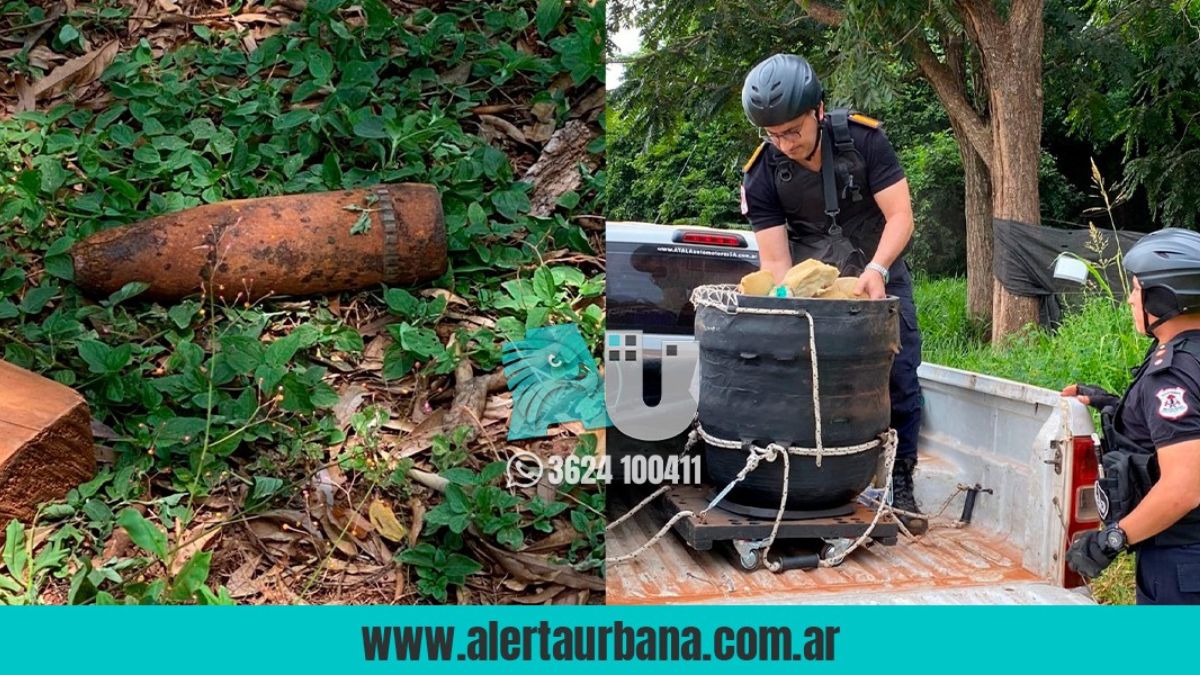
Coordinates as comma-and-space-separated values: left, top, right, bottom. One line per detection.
741, 54, 823, 127
1124, 228, 1200, 324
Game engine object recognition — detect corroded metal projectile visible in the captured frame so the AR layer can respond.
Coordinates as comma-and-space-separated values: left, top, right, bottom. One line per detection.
70, 183, 447, 302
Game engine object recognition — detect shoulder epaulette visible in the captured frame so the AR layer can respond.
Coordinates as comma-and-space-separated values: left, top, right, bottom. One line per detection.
1147, 341, 1176, 374
742, 142, 766, 173
848, 113, 881, 129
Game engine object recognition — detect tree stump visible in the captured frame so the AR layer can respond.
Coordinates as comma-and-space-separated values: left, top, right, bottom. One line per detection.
0, 360, 96, 534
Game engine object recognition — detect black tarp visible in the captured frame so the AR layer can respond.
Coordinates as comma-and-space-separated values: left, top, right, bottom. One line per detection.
993, 219, 1144, 327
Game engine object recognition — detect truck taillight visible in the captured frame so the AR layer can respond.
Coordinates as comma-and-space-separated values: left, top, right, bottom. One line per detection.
1063, 433, 1101, 588
676, 231, 747, 247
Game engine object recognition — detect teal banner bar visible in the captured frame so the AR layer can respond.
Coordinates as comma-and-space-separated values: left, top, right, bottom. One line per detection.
0, 606, 1189, 673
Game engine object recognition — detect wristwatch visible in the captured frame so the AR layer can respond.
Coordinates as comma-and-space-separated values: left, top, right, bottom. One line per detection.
866, 262, 890, 284
1102, 524, 1129, 553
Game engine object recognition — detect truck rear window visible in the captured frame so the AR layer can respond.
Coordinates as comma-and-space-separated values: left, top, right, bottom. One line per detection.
607, 241, 760, 334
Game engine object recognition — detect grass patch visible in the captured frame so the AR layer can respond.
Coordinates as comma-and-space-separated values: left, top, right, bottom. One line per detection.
916, 276, 1148, 393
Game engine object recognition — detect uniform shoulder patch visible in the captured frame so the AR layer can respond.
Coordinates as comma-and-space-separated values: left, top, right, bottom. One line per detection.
742, 142, 766, 173
1156, 386, 1189, 420
848, 113, 881, 129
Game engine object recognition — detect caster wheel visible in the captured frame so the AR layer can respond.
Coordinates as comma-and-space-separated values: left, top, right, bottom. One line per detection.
738, 549, 762, 571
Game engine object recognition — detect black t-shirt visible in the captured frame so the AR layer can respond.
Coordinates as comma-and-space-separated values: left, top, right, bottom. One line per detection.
1121, 333, 1200, 450
741, 120, 906, 236
1118, 331, 1200, 547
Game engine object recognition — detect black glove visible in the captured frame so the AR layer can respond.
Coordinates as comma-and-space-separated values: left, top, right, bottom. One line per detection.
1074, 384, 1120, 412
1066, 530, 1119, 580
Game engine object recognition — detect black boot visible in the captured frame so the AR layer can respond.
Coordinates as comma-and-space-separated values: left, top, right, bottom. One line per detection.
891, 457, 928, 535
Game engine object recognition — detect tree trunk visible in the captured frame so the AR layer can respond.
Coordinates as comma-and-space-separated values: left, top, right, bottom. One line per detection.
987, 70, 1042, 342
959, 0, 1045, 342
908, 29, 996, 326
953, 129, 994, 324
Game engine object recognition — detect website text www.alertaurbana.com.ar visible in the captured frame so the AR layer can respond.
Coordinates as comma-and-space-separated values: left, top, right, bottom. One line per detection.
361, 621, 840, 662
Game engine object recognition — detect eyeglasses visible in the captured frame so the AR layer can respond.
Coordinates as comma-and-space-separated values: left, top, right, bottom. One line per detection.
759, 111, 816, 146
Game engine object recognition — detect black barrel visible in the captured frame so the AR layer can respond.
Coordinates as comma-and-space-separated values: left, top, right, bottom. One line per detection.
695, 291, 899, 510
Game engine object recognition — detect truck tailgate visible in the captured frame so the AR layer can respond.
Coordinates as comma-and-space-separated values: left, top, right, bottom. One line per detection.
606, 503, 1091, 605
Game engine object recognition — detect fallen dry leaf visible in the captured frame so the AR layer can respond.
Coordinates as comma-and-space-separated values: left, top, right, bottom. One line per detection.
324, 560, 386, 576
511, 584, 565, 605
478, 114, 527, 144
408, 498, 425, 547
553, 588, 590, 605
99, 527, 135, 564
127, 0, 150, 34
14, 73, 35, 113
569, 86, 605, 119
474, 539, 604, 591
469, 103, 516, 115
31, 40, 120, 102
27, 46, 66, 71
368, 499, 408, 543
420, 288, 469, 307
232, 12, 280, 26
169, 511, 225, 575
382, 418, 415, 432
444, 311, 497, 329
439, 61, 472, 86
226, 554, 263, 599
390, 409, 448, 459
330, 504, 374, 540
502, 578, 529, 592
525, 120, 558, 144
333, 384, 369, 428
318, 516, 360, 557
359, 334, 391, 370
90, 419, 119, 440
523, 524, 578, 554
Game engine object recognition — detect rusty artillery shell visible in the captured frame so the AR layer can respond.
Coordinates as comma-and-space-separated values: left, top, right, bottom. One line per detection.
70, 183, 447, 302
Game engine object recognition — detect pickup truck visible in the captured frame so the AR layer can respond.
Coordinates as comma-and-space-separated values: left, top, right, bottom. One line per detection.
605, 220, 1100, 604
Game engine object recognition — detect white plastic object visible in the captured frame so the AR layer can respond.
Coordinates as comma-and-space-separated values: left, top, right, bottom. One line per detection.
1053, 255, 1089, 284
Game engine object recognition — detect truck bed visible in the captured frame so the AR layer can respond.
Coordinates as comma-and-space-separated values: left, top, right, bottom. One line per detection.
604, 358, 1101, 605
606, 485, 1091, 605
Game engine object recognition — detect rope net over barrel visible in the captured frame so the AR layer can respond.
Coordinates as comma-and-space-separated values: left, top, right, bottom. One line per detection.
608, 284, 904, 571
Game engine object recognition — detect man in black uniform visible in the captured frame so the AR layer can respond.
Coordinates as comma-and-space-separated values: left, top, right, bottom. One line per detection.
1063, 229, 1200, 604
739, 53, 926, 533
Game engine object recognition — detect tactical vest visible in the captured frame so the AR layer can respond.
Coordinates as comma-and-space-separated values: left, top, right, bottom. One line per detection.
1102, 337, 1200, 548
771, 109, 888, 275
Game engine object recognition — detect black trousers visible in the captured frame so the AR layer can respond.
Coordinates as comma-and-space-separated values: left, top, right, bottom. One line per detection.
886, 262, 923, 462
1135, 542, 1200, 605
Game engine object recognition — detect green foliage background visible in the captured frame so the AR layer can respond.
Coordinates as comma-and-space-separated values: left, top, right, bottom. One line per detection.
606, 0, 1200, 276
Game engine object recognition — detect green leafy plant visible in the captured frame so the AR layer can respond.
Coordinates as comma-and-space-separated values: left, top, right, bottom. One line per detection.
60, 508, 231, 605
396, 543, 483, 603
0, 518, 68, 605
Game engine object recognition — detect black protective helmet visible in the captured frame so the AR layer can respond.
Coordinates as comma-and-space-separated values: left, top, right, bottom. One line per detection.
741, 54, 823, 127
1123, 228, 1200, 327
